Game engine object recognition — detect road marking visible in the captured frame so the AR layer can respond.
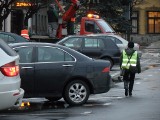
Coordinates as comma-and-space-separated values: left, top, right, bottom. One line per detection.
103, 103, 112, 106
89, 96, 123, 100
111, 72, 119, 77
83, 103, 112, 107
0, 111, 91, 117
135, 82, 141, 84
81, 111, 92, 114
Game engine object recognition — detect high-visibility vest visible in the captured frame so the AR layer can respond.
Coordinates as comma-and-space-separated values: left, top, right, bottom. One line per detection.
21, 29, 30, 40
121, 50, 138, 69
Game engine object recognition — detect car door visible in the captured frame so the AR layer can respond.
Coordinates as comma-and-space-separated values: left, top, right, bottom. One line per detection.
81, 38, 105, 59
13, 46, 35, 96
34, 46, 76, 96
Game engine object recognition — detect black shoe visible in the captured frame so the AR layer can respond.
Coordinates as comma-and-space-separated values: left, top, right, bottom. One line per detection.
125, 89, 128, 96
129, 92, 132, 96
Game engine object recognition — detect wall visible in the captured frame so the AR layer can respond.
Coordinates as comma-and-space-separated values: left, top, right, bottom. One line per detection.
131, 0, 160, 45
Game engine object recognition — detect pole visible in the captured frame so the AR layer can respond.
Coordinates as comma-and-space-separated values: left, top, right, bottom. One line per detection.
126, 3, 131, 41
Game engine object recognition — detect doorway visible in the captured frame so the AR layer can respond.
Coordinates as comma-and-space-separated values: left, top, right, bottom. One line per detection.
11, 10, 24, 35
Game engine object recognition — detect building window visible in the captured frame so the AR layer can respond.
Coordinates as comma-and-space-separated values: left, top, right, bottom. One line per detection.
131, 11, 138, 34
147, 12, 160, 34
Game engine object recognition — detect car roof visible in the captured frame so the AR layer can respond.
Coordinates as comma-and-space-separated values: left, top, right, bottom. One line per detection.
0, 31, 29, 42
0, 39, 17, 56
57, 35, 112, 44
87, 33, 128, 43
87, 33, 121, 37
0, 39, 18, 67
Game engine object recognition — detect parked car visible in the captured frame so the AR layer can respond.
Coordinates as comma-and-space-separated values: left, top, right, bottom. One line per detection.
0, 39, 24, 110
56, 35, 121, 68
10, 42, 111, 106
0, 31, 29, 44
87, 34, 142, 57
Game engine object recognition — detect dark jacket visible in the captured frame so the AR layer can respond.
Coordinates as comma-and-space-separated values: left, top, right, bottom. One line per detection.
47, 7, 58, 23
120, 48, 141, 73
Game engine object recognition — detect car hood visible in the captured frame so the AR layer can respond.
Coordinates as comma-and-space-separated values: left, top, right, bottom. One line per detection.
0, 48, 19, 67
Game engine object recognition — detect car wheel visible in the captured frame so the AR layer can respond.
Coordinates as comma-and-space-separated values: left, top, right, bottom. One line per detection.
63, 80, 90, 106
103, 57, 113, 69
46, 97, 62, 101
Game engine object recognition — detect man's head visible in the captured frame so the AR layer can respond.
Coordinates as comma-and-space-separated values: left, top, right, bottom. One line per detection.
128, 41, 134, 48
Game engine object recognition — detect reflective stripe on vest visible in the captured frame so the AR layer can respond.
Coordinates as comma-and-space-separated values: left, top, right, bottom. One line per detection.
121, 50, 138, 69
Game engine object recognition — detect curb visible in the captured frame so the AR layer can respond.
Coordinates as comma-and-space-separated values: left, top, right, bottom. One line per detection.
111, 64, 156, 83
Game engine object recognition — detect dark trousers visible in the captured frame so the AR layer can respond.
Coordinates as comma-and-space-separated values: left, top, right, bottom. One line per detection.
123, 70, 135, 93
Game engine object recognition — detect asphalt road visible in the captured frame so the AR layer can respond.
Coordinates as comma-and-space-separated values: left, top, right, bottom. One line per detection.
0, 46, 160, 120
0, 63, 160, 120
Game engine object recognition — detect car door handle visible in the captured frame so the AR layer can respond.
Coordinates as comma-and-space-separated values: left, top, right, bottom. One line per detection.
62, 64, 73, 67
21, 67, 33, 69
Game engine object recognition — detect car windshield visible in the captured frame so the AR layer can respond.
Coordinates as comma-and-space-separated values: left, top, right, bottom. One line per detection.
97, 20, 115, 33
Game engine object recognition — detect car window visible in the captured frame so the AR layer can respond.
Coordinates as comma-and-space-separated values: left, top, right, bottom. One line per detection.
114, 38, 122, 44
85, 21, 95, 32
0, 34, 16, 43
94, 23, 102, 33
85, 21, 102, 33
84, 38, 104, 48
63, 37, 82, 48
105, 36, 122, 44
38, 47, 74, 62
14, 47, 33, 63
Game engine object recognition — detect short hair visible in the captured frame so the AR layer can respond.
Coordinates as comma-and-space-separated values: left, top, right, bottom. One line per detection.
128, 41, 134, 48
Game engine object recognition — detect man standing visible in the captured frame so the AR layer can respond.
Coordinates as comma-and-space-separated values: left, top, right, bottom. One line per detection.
120, 41, 141, 96
47, 4, 59, 38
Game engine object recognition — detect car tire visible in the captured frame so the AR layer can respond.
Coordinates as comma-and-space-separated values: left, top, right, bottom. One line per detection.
46, 97, 62, 101
103, 57, 113, 69
63, 80, 90, 106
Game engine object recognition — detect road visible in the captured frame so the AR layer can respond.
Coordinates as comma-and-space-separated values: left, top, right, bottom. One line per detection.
0, 48, 160, 120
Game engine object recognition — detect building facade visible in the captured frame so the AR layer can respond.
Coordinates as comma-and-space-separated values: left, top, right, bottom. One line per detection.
2, 1, 51, 36
3, 0, 160, 44
131, 0, 160, 45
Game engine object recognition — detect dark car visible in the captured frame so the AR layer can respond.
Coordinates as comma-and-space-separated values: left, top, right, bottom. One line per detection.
0, 32, 28, 44
56, 35, 121, 68
87, 34, 142, 57
10, 42, 111, 106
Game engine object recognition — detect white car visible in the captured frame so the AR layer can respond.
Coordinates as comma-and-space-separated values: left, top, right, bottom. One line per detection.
0, 39, 24, 110
87, 34, 142, 57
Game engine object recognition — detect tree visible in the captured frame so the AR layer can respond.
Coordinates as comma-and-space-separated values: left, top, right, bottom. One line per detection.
77, 0, 144, 34
0, 0, 16, 30
24, 0, 48, 26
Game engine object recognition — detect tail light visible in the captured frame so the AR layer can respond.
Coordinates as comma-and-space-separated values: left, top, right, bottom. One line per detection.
102, 67, 110, 73
0, 61, 19, 77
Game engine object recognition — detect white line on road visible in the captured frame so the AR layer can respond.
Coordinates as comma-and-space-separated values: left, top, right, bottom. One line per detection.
135, 82, 141, 85
89, 96, 123, 100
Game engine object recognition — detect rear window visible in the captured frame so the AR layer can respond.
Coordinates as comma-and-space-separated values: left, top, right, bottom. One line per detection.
0, 39, 17, 56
